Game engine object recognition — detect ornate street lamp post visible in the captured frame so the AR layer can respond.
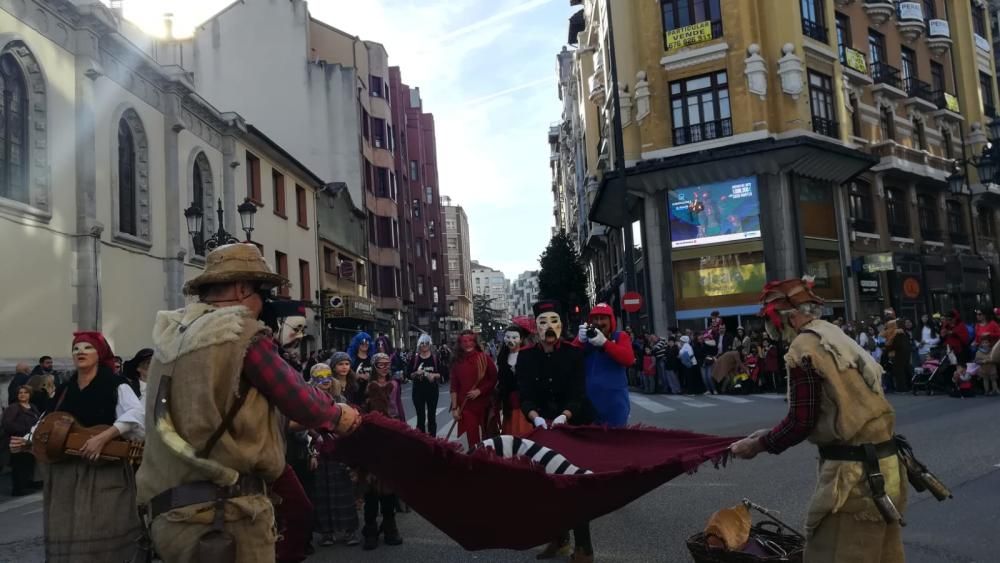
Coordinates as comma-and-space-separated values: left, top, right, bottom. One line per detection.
184, 197, 258, 254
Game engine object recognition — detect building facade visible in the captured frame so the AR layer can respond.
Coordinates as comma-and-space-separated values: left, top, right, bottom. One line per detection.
442, 197, 474, 336
0, 0, 320, 372
471, 262, 512, 319
557, 0, 1000, 334
510, 270, 541, 318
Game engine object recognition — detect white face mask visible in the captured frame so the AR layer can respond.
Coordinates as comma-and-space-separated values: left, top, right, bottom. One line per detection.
72, 342, 98, 369
280, 316, 307, 349
504, 331, 522, 350
536, 312, 563, 341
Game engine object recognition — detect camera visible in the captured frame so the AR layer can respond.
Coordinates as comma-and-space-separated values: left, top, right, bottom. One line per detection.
584, 324, 598, 339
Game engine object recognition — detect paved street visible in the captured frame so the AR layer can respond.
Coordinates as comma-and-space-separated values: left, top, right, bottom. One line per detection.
0, 390, 996, 562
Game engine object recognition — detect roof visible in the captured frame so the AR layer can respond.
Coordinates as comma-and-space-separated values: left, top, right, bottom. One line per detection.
246, 124, 325, 187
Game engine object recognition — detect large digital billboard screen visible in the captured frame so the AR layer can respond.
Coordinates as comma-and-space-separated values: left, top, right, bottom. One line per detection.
668, 176, 761, 248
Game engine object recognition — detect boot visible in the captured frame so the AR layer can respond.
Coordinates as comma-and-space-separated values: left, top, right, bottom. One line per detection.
362, 526, 379, 551
536, 536, 572, 559
381, 522, 404, 546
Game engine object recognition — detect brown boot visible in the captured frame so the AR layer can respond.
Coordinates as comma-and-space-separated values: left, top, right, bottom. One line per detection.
571, 549, 594, 563
536, 538, 572, 559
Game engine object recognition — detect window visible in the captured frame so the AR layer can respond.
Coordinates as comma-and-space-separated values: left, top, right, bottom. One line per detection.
977, 206, 994, 238
930, 61, 946, 94
417, 275, 425, 296
118, 117, 137, 236
377, 216, 392, 247
324, 248, 335, 274
670, 71, 732, 146
808, 71, 837, 138
914, 119, 928, 150
980, 72, 995, 117
246, 152, 261, 203
372, 117, 386, 148
446, 238, 458, 251
425, 186, 433, 204
947, 200, 965, 239
370, 75, 384, 98
364, 159, 373, 193
801, 0, 827, 42
272, 170, 286, 217
446, 218, 457, 231
660, 0, 723, 41
900, 47, 917, 92
368, 213, 377, 243
299, 260, 311, 301
850, 94, 862, 137
972, 0, 987, 37
0, 53, 28, 204
886, 187, 909, 237
918, 194, 940, 240
433, 286, 440, 304
387, 124, 394, 152
943, 128, 954, 159
432, 254, 438, 271
448, 257, 458, 271
835, 13, 851, 64
848, 180, 874, 231
412, 199, 421, 218
415, 238, 423, 258
868, 30, 891, 85
880, 106, 896, 141
275, 251, 289, 297
922, 0, 936, 20
376, 167, 390, 198
192, 154, 210, 254
450, 279, 460, 292
295, 185, 307, 228
868, 29, 886, 65
410, 160, 419, 180
428, 219, 436, 238
362, 108, 370, 141
390, 172, 397, 200
391, 218, 400, 248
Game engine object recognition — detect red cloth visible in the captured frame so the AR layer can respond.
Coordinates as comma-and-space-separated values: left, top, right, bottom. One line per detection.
974, 321, 1000, 345
71, 331, 116, 370
762, 365, 821, 454
330, 414, 738, 550
449, 351, 498, 443
243, 337, 342, 431
273, 464, 314, 563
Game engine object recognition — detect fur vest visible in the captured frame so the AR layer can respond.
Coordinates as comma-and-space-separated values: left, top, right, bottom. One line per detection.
136, 303, 287, 504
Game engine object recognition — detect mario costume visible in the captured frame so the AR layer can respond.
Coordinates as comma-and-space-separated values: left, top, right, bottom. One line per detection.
576, 303, 634, 427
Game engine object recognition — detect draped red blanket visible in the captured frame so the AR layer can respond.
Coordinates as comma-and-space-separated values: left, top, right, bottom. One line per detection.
330, 414, 739, 551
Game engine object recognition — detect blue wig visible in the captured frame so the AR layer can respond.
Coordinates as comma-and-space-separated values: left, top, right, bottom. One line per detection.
347, 331, 372, 363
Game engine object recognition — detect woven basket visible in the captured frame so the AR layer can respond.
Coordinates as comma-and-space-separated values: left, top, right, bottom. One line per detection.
686, 521, 804, 563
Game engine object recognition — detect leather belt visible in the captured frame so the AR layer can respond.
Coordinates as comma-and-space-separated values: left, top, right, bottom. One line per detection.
818, 439, 898, 462
149, 475, 267, 520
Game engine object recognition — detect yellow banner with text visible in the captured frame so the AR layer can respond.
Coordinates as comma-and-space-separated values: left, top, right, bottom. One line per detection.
665, 20, 714, 51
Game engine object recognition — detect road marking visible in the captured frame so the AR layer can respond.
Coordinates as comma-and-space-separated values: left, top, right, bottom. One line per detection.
23, 507, 42, 515
629, 394, 676, 413
662, 395, 715, 408
755, 394, 787, 400
0, 492, 42, 514
407, 407, 449, 427
707, 395, 752, 404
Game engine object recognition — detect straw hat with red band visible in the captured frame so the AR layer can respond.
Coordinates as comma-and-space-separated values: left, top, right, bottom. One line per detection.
72, 331, 116, 370
758, 276, 825, 330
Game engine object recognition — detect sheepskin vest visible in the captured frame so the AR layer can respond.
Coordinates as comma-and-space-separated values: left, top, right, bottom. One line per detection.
136, 303, 286, 504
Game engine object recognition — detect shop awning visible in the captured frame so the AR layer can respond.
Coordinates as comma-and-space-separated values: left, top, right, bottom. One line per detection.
590, 136, 878, 228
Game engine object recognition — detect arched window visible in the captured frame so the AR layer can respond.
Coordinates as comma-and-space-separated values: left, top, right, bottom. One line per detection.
118, 117, 137, 235
113, 108, 149, 243
192, 152, 213, 255
0, 52, 28, 204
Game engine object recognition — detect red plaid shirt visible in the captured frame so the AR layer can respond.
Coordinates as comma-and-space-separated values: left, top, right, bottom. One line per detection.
761, 364, 821, 454
243, 337, 341, 431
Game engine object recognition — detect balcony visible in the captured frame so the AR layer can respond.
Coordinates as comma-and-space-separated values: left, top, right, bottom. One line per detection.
863, 1, 895, 27
802, 19, 828, 43
852, 218, 876, 233
672, 118, 733, 146
925, 19, 952, 56
920, 227, 943, 242
903, 77, 938, 111
950, 232, 970, 246
889, 222, 911, 238
812, 115, 839, 138
895, 2, 925, 42
870, 62, 906, 97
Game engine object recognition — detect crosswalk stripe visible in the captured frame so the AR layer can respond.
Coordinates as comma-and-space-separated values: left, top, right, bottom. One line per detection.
0, 492, 41, 514
707, 395, 752, 404
661, 395, 715, 408
407, 407, 450, 428
629, 395, 676, 413
755, 394, 787, 400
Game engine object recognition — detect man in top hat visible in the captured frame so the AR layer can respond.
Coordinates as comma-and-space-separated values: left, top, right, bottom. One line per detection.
730, 277, 905, 563
516, 300, 594, 563
136, 244, 362, 563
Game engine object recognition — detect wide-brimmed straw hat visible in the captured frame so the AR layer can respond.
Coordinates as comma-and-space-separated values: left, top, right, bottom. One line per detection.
183, 243, 288, 295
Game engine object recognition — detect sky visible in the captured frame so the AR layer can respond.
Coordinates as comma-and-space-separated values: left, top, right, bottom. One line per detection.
115, 0, 574, 280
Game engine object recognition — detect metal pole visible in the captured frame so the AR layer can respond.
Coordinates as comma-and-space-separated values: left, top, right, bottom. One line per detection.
605, 0, 638, 330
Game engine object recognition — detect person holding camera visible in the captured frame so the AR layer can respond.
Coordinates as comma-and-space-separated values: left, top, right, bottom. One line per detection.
576, 303, 634, 427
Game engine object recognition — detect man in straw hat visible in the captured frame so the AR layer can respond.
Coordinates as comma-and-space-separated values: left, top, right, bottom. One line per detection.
729, 276, 906, 563
136, 244, 362, 563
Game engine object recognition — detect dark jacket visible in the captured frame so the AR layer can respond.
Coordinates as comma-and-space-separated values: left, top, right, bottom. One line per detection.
664, 342, 681, 371
6, 373, 30, 404
516, 341, 591, 424
2, 402, 40, 437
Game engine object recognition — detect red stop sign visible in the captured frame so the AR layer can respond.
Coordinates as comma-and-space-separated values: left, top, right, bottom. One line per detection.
622, 291, 643, 313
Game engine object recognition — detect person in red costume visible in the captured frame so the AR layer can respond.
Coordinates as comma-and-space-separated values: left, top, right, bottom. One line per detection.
941, 310, 970, 361
575, 303, 634, 427
449, 330, 498, 445
973, 308, 1000, 346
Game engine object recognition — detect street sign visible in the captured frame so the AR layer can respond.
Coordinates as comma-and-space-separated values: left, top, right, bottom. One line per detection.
622, 291, 643, 313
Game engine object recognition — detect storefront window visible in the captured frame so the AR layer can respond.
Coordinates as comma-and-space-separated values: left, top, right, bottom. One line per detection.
805, 249, 844, 301
797, 176, 837, 239
674, 251, 766, 310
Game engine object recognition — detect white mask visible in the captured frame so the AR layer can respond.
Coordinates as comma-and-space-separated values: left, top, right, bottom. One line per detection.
536, 312, 563, 341
280, 316, 307, 349
504, 331, 522, 351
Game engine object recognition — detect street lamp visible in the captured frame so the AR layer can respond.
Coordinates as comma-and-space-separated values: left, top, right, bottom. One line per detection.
185, 197, 258, 255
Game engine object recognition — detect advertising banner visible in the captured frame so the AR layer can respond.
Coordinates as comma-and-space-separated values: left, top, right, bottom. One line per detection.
668, 176, 761, 248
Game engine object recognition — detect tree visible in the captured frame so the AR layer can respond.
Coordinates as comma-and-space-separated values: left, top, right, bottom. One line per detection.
473, 294, 506, 343
538, 230, 588, 320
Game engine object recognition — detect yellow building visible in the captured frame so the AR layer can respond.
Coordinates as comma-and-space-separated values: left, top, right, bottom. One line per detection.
571, 0, 1000, 331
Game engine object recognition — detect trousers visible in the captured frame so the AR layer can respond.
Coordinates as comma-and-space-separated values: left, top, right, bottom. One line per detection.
150, 494, 278, 563
363, 493, 398, 535
805, 511, 904, 563
411, 382, 439, 435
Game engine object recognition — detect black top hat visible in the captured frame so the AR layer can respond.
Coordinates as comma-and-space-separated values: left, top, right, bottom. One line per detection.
533, 299, 563, 319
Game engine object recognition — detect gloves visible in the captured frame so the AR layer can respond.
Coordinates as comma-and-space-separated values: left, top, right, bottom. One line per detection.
590, 329, 607, 347
578, 324, 589, 344
552, 414, 567, 426
533, 416, 548, 429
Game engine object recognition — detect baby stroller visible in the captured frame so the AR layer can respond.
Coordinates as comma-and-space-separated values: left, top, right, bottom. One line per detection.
911, 346, 955, 395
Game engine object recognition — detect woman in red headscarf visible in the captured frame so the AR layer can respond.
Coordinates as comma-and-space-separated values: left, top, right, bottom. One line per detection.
448, 330, 498, 445
11, 332, 145, 563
